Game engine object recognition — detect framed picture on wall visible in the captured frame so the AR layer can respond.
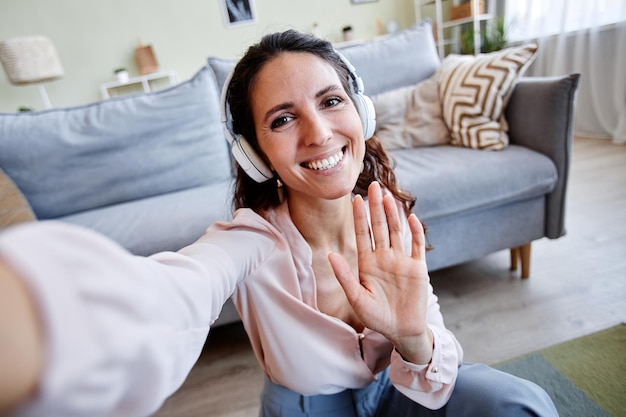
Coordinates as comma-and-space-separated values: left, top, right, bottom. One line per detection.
351, 0, 379, 3
221, 0, 257, 27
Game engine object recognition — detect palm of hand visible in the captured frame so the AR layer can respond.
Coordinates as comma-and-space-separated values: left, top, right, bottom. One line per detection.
329, 182, 431, 346
355, 236, 430, 341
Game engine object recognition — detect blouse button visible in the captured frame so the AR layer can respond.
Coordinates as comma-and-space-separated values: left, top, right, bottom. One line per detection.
431, 366, 439, 374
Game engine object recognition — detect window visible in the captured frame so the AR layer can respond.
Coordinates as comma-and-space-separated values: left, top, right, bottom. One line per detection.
505, 0, 626, 41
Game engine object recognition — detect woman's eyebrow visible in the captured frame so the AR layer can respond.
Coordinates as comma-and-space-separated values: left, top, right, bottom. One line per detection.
316, 84, 342, 98
263, 102, 293, 123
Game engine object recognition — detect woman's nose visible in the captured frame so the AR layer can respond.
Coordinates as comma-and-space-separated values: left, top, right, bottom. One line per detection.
301, 111, 332, 146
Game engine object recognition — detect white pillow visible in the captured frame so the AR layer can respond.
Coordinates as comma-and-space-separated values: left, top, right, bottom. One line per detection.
371, 76, 450, 150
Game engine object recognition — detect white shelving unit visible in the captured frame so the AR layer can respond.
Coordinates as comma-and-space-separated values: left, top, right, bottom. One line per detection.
415, 0, 493, 58
100, 71, 179, 99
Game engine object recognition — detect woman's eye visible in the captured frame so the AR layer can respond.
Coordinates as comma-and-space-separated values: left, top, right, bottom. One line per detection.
271, 115, 293, 130
323, 97, 343, 108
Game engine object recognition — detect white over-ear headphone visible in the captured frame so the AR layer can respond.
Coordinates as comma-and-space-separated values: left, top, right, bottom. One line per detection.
220, 50, 376, 183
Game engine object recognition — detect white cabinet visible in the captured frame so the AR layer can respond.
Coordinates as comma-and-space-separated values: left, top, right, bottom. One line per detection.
100, 71, 179, 99
415, 0, 493, 58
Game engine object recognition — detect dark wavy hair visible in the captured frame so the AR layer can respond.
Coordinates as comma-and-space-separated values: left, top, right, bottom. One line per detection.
227, 29, 416, 217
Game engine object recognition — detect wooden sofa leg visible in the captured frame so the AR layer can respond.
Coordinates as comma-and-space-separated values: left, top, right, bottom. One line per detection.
519, 242, 531, 279
510, 248, 519, 271
510, 243, 531, 279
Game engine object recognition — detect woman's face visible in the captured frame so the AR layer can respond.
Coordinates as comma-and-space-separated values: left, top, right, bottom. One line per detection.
250, 52, 366, 203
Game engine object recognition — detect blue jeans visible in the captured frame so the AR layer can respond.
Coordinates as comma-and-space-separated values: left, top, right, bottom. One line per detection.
259, 363, 558, 417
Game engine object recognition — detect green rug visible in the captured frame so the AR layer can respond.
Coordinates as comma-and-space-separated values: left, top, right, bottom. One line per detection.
495, 324, 625, 417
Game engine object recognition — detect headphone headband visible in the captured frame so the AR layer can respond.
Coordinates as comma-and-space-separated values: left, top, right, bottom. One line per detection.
220, 48, 376, 183
335, 50, 365, 96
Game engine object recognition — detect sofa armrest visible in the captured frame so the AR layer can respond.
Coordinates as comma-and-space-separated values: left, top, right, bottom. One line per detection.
505, 74, 580, 239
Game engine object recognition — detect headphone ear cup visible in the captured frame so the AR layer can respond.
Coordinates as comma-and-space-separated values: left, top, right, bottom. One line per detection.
221, 68, 274, 183
352, 93, 376, 140
231, 137, 274, 183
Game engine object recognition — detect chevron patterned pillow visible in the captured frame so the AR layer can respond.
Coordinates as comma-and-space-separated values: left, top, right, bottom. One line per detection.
437, 43, 538, 150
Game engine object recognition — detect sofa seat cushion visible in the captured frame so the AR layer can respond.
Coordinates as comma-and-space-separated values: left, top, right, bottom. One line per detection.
60, 181, 234, 256
0, 65, 231, 219
392, 145, 557, 221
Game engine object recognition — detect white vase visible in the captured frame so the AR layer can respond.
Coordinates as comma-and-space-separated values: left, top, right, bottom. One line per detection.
116, 70, 129, 83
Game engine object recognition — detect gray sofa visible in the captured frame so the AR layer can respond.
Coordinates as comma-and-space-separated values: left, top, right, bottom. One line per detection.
0, 21, 579, 326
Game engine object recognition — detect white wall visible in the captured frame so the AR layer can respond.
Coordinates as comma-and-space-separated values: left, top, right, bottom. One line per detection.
0, 0, 415, 112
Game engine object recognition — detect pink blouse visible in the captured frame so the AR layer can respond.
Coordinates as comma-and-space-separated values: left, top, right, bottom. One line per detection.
217, 203, 463, 409
0, 201, 462, 416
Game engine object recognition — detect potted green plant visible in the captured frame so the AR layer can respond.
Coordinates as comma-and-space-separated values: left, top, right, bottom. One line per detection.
114, 67, 129, 83
460, 17, 508, 54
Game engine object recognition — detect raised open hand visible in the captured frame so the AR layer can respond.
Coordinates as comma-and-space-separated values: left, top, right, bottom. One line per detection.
328, 182, 433, 364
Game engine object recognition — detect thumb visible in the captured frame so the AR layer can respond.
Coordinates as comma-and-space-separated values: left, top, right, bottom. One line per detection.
328, 252, 361, 305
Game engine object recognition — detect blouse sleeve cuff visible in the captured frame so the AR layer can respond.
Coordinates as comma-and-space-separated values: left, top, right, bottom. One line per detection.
389, 323, 461, 386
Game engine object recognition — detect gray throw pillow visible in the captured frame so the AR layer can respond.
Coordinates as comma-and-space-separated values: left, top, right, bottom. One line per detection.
0, 66, 231, 219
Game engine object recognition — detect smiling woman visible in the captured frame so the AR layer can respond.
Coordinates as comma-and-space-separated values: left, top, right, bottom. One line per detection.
0, 28, 560, 417
224, 30, 408, 214
219, 29, 559, 417
249, 53, 366, 202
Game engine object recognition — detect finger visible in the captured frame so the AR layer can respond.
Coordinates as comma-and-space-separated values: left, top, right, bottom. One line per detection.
352, 194, 373, 255
383, 193, 404, 250
408, 213, 427, 260
328, 252, 363, 305
368, 182, 390, 249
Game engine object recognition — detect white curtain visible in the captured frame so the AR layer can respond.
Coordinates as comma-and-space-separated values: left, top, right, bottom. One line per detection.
504, 0, 626, 144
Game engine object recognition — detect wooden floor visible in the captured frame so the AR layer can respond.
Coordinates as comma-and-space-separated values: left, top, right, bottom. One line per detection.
152, 137, 626, 417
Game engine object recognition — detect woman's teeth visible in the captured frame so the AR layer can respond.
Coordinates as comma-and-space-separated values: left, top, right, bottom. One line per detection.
306, 149, 344, 171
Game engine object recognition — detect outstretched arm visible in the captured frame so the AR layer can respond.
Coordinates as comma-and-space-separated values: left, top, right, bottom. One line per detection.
328, 181, 434, 365
0, 222, 219, 416
0, 220, 257, 417
0, 257, 43, 414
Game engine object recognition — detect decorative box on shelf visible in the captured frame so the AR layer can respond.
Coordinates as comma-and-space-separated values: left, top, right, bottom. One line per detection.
449, 0, 485, 21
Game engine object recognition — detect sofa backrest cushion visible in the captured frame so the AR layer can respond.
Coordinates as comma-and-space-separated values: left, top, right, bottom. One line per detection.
207, 21, 440, 100
0, 66, 231, 219
338, 20, 440, 96
207, 56, 236, 92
